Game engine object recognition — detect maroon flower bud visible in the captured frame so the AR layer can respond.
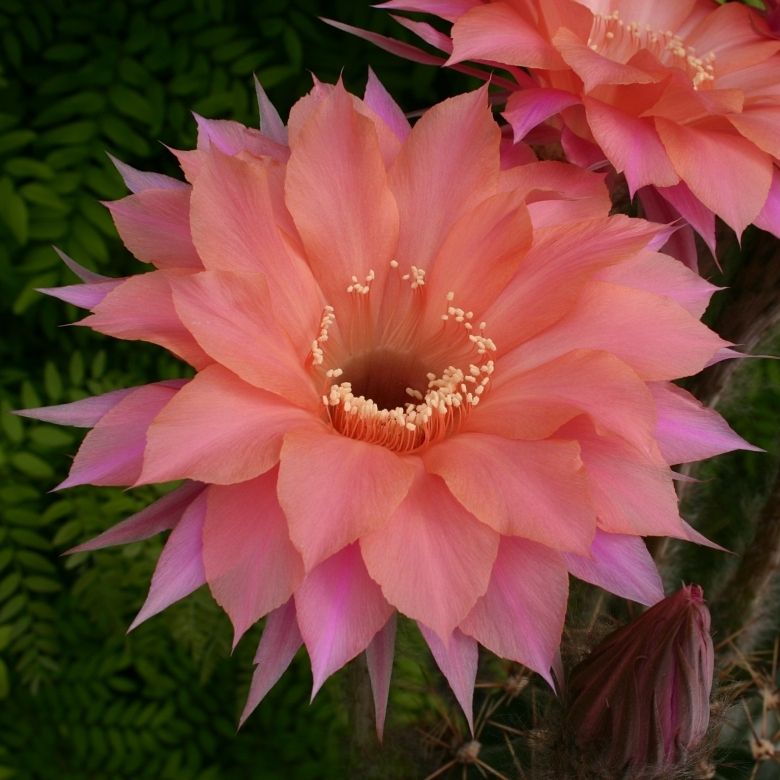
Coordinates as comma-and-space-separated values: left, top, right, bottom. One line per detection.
567, 585, 714, 776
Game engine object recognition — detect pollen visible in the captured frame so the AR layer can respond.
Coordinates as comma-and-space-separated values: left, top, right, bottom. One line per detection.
310, 305, 336, 366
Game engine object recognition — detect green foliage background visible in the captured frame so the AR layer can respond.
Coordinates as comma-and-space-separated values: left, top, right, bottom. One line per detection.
0, 0, 778, 778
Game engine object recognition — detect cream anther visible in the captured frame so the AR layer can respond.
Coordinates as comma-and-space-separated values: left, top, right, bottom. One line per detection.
310, 305, 336, 366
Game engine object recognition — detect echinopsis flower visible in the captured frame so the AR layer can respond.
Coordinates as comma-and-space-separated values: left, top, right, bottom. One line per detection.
24, 75, 753, 732
567, 585, 715, 777
362, 0, 780, 265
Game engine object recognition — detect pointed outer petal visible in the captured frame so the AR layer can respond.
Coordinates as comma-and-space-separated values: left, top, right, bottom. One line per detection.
366, 615, 397, 741
563, 531, 663, 606
596, 249, 719, 318
391, 14, 453, 53
16, 387, 134, 428
53, 247, 110, 282
553, 27, 655, 93
649, 382, 760, 465
107, 153, 188, 194
656, 181, 716, 256
319, 18, 448, 66
447, 3, 564, 69
424, 433, 594, 554
485, 216, 668, 351
139, 365, 317, 486
204, 472, 304, 647
460, 538, 567, 687
188, 150, 322, 353
375, 0, 480, 21
655, 118, 772, 236
130, 491, 207, 630
170, 271, 318, 410
239, 600, 303, 727
106, 189, 202, 270
285, 82, 399, 302
254, 76, 288, 145
583, 98, 679, 196
58, 383, 180, 490
364, 67, 410, 142
193, 114, 289, 162
417, 190, 531, 331
637, 187, 699, 271
81, 272, 211, 369
418, 624, 477, 732
503, 88, 580, 142
277, 430, 416, 572
389, 87, 500, 271
561, 419, 685, 538
469, 349, 656, 449
506, 282, 728, 382
38, 279, 122, 309
295, 543, 393, 697
755, 167, 780, 238
360, 470, 499, 641
69, 482, 205, 554
680, 520, 726, 552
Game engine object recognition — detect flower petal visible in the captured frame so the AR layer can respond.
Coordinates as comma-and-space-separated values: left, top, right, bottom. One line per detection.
360, 470, 499, 640
563, 531, 664, 606
364, 67, 410, 142
460, 537, 568, 687
70, 481, 205, 554
503, 88, 580, 143
140, 365, 317, 486
254, 75, 288, 145
278, 430, 416, 571
204, 471, 305, 647
418, 624, 478, 733
425, 433, 594, 554
58, 383, 180, 489
366, 615, 397, 741
295, 543, 393, 697
16, 387, 135, 428
108, 153, 188, 194
240, 599, 302, 727
130, 491, 207, 629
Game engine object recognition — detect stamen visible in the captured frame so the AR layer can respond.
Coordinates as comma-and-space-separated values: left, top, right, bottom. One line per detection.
310, 305, 335, 366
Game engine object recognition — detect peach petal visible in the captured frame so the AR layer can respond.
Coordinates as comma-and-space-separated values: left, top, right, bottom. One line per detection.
16, 387, 135, 428
461, 537, 568, 687
285, 82, 399, 303
81, 271, 211, 369
108, 153, 188, 194
295, 543, 393, 697
193, 114, 288, 162
360, 471, 499, 640
755, 166, 780, 238
278, 430, 416, 571
503, 88, 580, 143
364, 67, 410, 142
170, 270, 318, 410
140, 365, 317, 486
106, 189, 202, 270
425, 433, 594, 554
389, 86, 500, 271
204, 471, 304, 647
254, 76, 288, 145
366, 615, 397, 741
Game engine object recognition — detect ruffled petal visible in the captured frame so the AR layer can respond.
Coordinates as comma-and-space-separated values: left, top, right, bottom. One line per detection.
204, 471, 304, 647
277, 430, 416, 571
295, 543, 393, 697
360, 470, 499, 640
460, 537, 568, 687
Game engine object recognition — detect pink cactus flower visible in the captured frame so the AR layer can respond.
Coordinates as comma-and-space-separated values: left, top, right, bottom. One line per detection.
567, 585, 715, 775
361, 0, 780, 262
24, 76, 752, 732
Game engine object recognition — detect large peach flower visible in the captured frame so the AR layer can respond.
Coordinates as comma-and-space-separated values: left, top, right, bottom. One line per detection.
25, 76, 752, 731
367, 0, 780, 262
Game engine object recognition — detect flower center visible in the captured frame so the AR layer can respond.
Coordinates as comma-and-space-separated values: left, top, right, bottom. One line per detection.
587, 10, 715, 90
309, 264, 496, 453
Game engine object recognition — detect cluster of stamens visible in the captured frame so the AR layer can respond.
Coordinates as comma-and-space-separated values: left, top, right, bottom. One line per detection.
587, 10, 715, 89
346, 269, 375, 295
309, 265, 497, 453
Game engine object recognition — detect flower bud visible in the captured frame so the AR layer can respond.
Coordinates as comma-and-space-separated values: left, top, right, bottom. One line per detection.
567, 585, 714, 777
